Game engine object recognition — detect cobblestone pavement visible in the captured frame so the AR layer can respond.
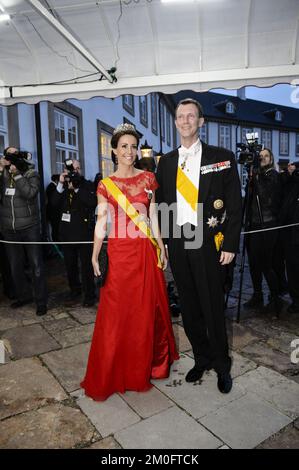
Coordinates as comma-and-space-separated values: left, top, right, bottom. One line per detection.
0, 255, 298, 449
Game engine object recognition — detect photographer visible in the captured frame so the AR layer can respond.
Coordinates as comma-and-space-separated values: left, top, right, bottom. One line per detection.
50, 159, 97, 306
0, 147, 48, 315
279, 162, 299, 313
244, 148, 283, 316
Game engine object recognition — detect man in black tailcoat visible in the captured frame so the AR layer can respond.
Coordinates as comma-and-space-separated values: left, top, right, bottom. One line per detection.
156, 98, 242, 393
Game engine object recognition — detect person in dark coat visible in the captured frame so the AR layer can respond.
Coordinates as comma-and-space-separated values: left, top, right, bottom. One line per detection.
46, 174, 60, 242
156, 98, 242, 394
244, 148, 283, 316
50, 160, 97, 306
279, 162, 299, 313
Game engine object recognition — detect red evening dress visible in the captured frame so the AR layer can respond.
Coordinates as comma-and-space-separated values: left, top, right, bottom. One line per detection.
80, 171, 179, 401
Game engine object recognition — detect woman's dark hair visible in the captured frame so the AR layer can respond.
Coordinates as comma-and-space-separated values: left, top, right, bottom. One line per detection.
111, 125, 139, 165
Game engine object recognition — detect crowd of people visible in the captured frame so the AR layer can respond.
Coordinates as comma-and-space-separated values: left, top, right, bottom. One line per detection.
0, 98, 298, 402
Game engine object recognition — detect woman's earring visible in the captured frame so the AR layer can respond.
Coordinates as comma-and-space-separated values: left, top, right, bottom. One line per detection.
115, 157, 118, 165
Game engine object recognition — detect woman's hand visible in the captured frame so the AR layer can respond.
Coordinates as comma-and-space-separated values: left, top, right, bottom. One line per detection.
160, 248, 168, 271
92, 257, 101, 277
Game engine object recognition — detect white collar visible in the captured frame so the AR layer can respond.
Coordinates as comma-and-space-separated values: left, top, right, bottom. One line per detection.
180, 139, 201, 156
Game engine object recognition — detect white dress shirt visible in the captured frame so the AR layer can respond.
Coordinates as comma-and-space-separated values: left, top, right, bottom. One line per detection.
177, 139, 202, 227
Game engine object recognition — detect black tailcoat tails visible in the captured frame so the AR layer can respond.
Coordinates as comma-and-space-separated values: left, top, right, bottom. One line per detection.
156, 142, 242, 374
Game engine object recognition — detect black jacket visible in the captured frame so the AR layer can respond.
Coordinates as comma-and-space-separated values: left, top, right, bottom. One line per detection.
0, 167, 40, 231
279, 169, 299, 245
249, 167, 281, 228
156, 143, 242, 253
50, 178, 97, 242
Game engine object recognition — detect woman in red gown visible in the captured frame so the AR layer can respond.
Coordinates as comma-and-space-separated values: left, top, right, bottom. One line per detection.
80, 124, 179, 401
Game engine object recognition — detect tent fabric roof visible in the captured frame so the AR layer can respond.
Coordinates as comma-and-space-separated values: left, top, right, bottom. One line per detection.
1, 0, 299, 105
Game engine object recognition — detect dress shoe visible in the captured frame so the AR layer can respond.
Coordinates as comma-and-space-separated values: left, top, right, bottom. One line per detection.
82, 298, 95, 307
185, 365, 210, 383
10, 298, 33, 309
243, 292, 263, 309
36, 305, 47, 316
217, 372, 233, 394
287, 303, 299, 314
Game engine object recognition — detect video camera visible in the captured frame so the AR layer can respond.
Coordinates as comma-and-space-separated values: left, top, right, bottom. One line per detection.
3, 148, 33, 174
64, 159, 82, 189
236, 133, 263, 168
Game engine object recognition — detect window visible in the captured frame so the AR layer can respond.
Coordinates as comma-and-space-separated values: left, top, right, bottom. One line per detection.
226, 102, 235, 114
296, 133, 299, 156
199, 122, 208, 143
100, 130, 114, 179
139, 96, 148, 127
219, 125, 231, 150
160, 101, 165, 142
279, 131, 289, 156
54, 109, 79, 172
261, 129, 272, 150
0, 105, 8, 156
275, 110, 282, 122
122, 95, 135, 116
151, 93, 158, 135
166, 110, 171, 146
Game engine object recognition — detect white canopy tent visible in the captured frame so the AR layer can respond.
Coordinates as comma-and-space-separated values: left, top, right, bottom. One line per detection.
0, 0, 299, 105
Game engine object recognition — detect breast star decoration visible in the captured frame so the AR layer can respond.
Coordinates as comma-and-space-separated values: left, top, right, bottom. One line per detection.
207, 216, 219, 228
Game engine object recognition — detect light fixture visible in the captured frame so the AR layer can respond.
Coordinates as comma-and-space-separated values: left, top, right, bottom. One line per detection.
0, 13, 10, 22
140, 140, 153, 159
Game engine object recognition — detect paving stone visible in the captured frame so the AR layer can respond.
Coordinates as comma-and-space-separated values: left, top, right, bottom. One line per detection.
266, 331, 298, 355
0, 310, 19, 331
51, 324, 94, 348
48, 311, 70, 321
200, 392, 292, 449
172, 324, 192, 353
153, 355, 245, 419
0, 403, 95, 449
230, 351, 257, 378
77, 394, 140, 437
41, 342, 90, 392
218, 445, 231, 449
1, 324, 60, 359
42, 317, 79, 335
121, 387, 173, 418
236, 366, 299, 419
115, 406, 221, 449
241, 341, 298, 375
70, 307, 97, 325
228, 323, 262, 351
0, 357, 67, 419
294, 418, 299, 430
257, 424, 299, 449
87, 437, 122, 449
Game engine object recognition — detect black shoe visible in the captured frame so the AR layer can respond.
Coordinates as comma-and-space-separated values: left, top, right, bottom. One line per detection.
243, 292, 263, 309
264, 296, 283, 317
217, 372, 233, 394
82, 299, 95, 307
10, 298, 33, 309
287, 303, 299, 314
185, 365, 211, 383
36, 305, 47, 316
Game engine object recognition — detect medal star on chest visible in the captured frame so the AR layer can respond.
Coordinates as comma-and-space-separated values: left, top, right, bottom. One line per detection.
207, 216, 219, 228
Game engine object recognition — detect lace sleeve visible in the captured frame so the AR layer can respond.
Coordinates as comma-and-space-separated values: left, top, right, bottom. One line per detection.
149, 172, 159, 192
97, 180, 108, 200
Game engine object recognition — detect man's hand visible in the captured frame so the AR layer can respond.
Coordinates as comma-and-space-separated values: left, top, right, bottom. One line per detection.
9, 164, 19, 175
0, 157, 10, 170
59, 170, 68, 184
219, 251, 235, 265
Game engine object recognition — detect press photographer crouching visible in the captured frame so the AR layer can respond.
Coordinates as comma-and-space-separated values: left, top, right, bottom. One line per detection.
279, 162, 299, 313
0, 147, 48, 315
244, 148, 283, 316
50, 159, 97, 307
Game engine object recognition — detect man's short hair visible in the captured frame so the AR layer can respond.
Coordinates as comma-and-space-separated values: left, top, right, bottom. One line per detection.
175, 98, 204, 119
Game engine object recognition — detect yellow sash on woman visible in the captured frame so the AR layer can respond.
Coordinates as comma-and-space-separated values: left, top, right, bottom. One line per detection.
102, 177, 162, 269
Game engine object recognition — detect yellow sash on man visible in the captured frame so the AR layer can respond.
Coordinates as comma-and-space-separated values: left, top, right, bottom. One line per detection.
176, 166, 198, 212
102, 177, 162, 269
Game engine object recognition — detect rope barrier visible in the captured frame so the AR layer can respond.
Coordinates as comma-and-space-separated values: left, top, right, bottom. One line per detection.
0, 222, 298, 245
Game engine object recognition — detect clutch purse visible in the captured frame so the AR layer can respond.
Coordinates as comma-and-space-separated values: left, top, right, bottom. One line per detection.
97, 247, 108, 287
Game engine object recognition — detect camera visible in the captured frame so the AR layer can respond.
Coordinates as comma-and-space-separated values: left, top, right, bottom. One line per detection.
64, 159, 82, 188
3, 148, 32, 173
236, 133, 263, 168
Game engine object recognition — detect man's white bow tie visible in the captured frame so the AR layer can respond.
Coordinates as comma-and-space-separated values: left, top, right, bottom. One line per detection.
181, 149, 195, 158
